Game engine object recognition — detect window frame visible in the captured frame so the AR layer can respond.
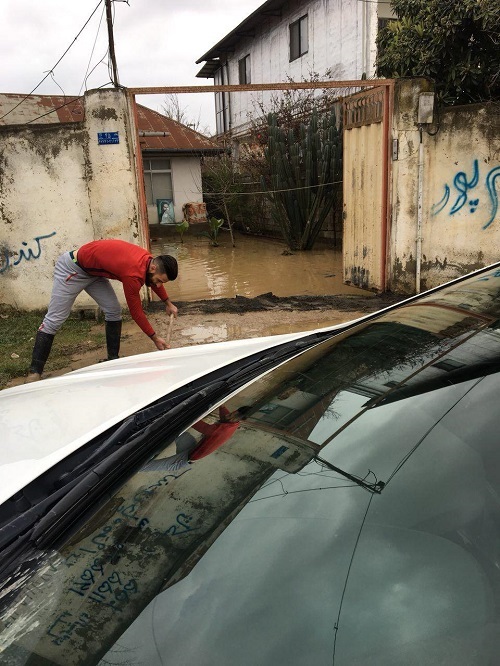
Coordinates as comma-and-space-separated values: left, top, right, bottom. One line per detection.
214, 64, 230, 135
238, 54, 251, 85
289, 14, 308, 62
143, 157, 173, 207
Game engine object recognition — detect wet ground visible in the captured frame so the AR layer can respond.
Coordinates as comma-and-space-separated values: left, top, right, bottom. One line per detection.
151, 232, 370, 301
4, 233, 404, 387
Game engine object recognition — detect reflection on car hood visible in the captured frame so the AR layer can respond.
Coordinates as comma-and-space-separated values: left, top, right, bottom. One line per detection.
0, 328, 341, 506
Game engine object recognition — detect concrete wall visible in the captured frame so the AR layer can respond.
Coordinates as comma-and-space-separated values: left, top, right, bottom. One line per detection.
224, 0, 378, 136
388, 81, 500, 294
0, 89, 144, 310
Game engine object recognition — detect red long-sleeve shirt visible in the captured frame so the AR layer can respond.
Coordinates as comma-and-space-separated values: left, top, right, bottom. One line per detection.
76, 239, 169, 337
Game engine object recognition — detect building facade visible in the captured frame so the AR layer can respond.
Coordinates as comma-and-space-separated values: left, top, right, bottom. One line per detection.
196, 0, 394, 137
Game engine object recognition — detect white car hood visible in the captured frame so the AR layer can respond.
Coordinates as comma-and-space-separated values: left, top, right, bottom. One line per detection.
0, 328, 338, 506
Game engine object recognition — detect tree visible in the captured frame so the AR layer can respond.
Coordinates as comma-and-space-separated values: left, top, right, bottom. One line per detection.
238, 71, 346, 242
247, 70, 346, 147
201, 155, 238, 247
376, 0, 500, 104
161, 93, 211, 135
261, 109, 343, 251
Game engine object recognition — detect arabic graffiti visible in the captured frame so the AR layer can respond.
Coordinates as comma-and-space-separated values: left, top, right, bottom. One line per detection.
47, 611, 91, 647
0, 231, 57, 274
68, 566, 138, 615
431, 160, 500, 229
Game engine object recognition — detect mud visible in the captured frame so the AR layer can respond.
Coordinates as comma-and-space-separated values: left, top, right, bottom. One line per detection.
149, 291, 404, 316
5, 291, 405, 390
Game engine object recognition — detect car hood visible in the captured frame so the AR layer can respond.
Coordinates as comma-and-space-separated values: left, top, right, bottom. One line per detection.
0, 327, 340, 506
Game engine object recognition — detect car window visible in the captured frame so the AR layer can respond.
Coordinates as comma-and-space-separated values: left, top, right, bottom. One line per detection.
2, 267, 500, 665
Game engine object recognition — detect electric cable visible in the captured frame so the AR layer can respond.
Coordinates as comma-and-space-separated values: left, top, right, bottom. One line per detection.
0, 0, 104, 122
24, 82, 113, 125
79, 2, 107, 96
203, 178, 344, 197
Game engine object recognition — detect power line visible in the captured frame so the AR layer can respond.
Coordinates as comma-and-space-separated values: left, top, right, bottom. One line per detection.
78, 2, 107, 96
204, 179, 343, 197
0, 0, 104, 122
24, 82, 114, 125
25, 96, 83, 125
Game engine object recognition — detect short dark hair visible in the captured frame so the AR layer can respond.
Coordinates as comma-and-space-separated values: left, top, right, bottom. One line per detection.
155, 255, 178, 280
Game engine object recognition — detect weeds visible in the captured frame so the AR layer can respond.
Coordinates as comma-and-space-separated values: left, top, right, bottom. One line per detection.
0, 310, 106, 389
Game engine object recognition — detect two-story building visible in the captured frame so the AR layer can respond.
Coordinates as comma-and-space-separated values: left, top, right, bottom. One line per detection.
196, 0, 394, 138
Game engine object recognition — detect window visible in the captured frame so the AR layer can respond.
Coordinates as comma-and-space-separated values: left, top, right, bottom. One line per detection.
215, 65, 230, 135
432, 358, 466, 372
143, 158, 173, 207
290, 15, 308, 61
378, 17, 392, 32
238, 55, 251, 84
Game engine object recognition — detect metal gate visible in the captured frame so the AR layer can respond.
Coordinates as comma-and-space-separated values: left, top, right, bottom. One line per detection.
343, 84, 393, 292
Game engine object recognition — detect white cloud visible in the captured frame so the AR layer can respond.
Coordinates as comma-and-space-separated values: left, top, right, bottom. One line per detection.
0, 0, 264, 132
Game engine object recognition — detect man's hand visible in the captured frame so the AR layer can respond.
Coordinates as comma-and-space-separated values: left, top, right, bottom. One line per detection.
150, 334, 170, 350
165, 299, 178, 318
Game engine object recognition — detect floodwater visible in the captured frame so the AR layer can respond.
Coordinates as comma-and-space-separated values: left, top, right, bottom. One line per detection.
151, 232, 371, 301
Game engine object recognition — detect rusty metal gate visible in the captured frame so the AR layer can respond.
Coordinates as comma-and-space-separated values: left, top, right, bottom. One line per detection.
342, 83, 393, 292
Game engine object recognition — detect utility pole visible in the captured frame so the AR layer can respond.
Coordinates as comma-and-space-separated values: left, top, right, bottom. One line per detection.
105, 0, 120, 87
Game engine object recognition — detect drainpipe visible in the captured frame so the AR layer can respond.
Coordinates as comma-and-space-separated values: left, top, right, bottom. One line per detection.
415, 90, 435, 294
380, 82, 393, 292
415, 124, 424, 294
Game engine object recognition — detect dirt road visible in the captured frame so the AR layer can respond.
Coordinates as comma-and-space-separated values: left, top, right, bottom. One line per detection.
6, 292, 403, 387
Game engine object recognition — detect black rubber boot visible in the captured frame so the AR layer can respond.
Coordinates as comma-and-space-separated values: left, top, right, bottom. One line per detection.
28, 331, 55, 379
105, 320, 122, 360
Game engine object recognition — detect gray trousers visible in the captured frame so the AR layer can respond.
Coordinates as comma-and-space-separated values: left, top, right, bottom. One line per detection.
39, 251, 122, 335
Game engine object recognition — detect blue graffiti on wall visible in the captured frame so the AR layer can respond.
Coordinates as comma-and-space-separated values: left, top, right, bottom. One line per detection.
431, 160, 500, 229
0, 231, 57, 274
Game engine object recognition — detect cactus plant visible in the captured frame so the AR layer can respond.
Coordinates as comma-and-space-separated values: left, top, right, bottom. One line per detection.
262, 108, 342, 250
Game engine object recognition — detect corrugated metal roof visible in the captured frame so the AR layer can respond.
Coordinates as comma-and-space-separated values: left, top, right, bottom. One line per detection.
135, 104, 221, 153
0, 94, 84, 125
0, 93, 223, 153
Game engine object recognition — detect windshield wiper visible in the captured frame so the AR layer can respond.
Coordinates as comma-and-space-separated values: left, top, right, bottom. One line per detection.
315, 455, 385, 494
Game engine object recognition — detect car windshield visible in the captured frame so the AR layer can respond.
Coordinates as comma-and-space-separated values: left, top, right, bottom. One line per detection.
2, 267, 500, 665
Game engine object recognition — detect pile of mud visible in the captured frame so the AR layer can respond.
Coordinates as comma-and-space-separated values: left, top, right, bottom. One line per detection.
149, 292, 405, 316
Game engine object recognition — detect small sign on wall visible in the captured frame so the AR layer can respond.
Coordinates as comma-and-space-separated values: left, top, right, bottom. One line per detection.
97, 131, 119, 145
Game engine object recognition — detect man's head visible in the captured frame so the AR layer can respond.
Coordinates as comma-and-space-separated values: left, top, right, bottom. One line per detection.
147, 255, 178, 286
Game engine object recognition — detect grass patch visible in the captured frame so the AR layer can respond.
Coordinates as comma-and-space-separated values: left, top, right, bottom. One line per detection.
0, 310, 106, 389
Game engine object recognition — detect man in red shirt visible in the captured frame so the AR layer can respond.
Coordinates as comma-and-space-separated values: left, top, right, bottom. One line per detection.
27, 239, 178, 382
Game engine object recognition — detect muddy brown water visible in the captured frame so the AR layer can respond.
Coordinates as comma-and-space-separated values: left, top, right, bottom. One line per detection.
151, 232, 372, 302
3, 234, 379, 388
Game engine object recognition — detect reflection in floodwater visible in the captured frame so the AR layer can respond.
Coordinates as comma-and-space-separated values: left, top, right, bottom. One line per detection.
151, 233, 370, 301
179, 318, 354, 345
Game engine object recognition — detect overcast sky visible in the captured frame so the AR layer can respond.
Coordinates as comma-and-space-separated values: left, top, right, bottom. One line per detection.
0, 0, 264, 132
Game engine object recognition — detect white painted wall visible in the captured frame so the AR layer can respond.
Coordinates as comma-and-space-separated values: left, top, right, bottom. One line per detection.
388, 81, 500, 294
420, 105, 500, 288
0, 89, 144, 310
171, 155, 203, 217
146, 155, 203, 226
223, 0, 378, 136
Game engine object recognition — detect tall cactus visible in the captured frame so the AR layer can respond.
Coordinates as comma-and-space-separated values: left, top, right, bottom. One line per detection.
262, 108, 342, 250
